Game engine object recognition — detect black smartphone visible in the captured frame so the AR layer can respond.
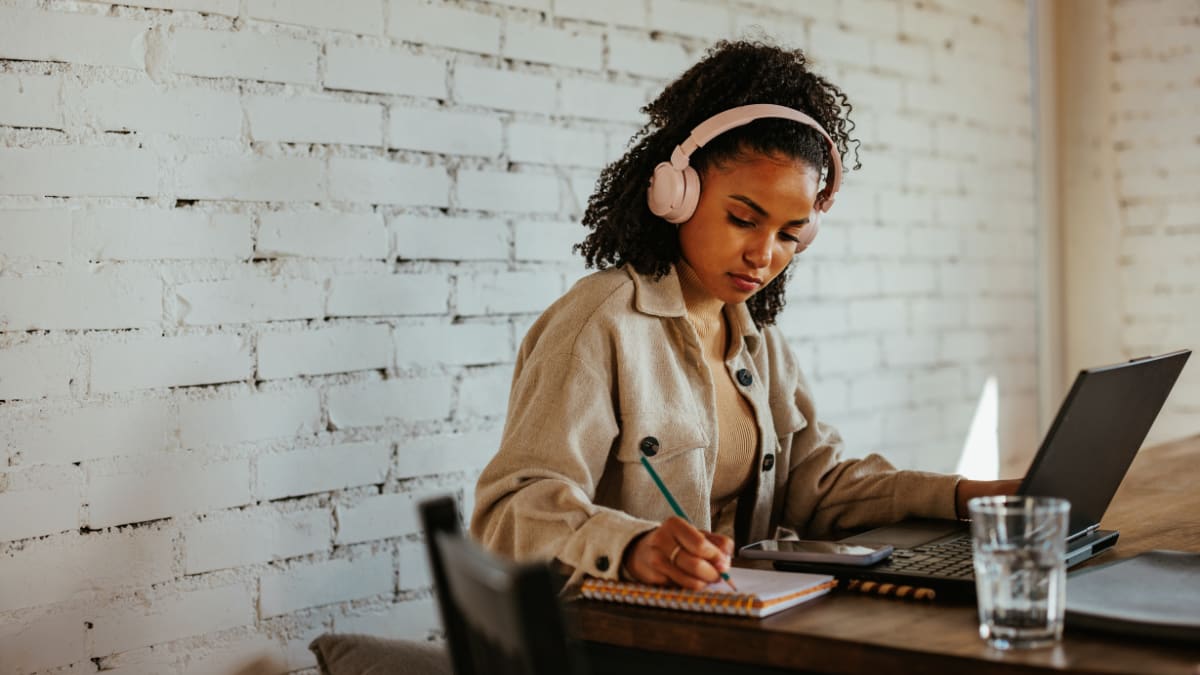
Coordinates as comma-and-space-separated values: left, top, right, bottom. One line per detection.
739, 540, 893, 566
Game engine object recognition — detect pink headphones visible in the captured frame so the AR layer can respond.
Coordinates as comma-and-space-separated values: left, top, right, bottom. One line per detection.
646, 103, 843, 251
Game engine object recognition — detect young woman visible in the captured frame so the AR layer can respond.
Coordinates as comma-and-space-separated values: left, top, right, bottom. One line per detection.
472, 40, 1017, 590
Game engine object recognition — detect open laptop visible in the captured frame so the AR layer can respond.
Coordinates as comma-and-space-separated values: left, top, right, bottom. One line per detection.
773, 349, 1191, 600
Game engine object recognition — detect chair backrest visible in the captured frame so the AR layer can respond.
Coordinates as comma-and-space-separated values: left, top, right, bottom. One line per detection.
419, 495, 587, 675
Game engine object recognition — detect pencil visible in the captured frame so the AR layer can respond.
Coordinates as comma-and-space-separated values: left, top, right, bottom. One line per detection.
639, 456, 738, 592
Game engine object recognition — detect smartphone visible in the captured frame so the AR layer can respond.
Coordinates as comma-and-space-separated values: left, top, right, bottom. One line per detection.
739, 540, 893, 566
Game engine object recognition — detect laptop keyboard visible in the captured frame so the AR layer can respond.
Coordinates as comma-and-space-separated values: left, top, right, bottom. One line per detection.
877, 535, 976, 580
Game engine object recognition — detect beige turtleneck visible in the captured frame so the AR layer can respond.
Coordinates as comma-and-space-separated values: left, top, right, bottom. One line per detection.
676, 261, 759, 533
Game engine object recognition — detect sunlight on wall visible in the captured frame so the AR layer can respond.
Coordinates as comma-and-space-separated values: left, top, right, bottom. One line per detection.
956, 376, 1000, 479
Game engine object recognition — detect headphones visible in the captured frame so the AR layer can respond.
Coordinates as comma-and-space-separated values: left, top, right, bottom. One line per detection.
646, 103, 843, 251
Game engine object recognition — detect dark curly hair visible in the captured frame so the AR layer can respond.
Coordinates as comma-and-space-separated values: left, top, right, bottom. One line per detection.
576, 39, 861, 326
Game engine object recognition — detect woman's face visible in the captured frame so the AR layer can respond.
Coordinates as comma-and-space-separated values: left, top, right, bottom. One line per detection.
677, 152, 820, 305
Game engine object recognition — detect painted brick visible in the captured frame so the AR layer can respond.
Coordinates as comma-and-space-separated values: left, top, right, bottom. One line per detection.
179, 389, 322, 448
847, 298, 907, 333
458, 366, 514, 418
388, 0, 501, 54
396, 429, 502, 477
0, 610, 86, 674
456, 170, 559, 214
92, 583, 256, 655
90, 333, 253, 394
0, 340, 78, 400
0, 528, 175, 612
172, 28, 318, 84
454, 65, 557, 114
508, 122, 607, 168
941, 330, 991, 362
4, 398, 174, 465
134, 0, 240, 15
87, 458, 252, 528
398, 541, 432, 590
174, 155, 323, 202
560, 78, 647, 123
504, 22, 603, 70
0, 146, 159, 197
174, 276, 325, 325
258, 211, 387, 259
0, 7, 148, 69
607, 33, 691, 79
335, 492, 422, 544
846, 222, 907, 258
178, 635, 291, 675
847, 371, 910, 410
774, 301, 849, 338
648, 0, 730, 39
334, 598, 439, 640
258, 552, 393, 618
392, 215, 509, 261
0, 268, 162, 331
74, 209, 252, 261
456, 271, 562, 315
880, 262, 938, 295
0, 209, 70, 262
554, 0, 646, 27
395, 322, 511, 368
883, 334, 938, 367
388, 106, 503, 157
258, 323, 392, 379
815, 336, 882, 376
247, 0, 384, 34
246, 95, 384, 146
813, 261, 880, 299
327, 272, 450, 317
327, 377, 453, 428
0, 74, 62, 129
0, 480, 80, 542
255, 442, 391, 500
514, 220, 582, 261
325, 46, 446, 98
184, 509, 331, 573
327, 158, 450, 206
83, 79, 241, 139
808, 26, 873, 69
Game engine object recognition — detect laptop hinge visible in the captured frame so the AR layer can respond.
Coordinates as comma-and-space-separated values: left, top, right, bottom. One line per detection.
1067, 524, 1100, 542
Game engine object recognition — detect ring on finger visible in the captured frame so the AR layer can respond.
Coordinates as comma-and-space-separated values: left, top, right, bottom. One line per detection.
668, 544, 682, 566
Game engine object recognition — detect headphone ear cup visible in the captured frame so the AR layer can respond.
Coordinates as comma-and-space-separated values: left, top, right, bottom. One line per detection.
647, 161, 685, 220
669, 165, 701, 223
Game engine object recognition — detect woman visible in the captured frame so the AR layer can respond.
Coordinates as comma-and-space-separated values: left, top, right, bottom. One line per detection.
472, 40, 1017, 590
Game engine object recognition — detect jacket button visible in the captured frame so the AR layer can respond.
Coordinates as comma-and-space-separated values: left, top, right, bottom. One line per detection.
639, 436, 659, 457
762, 453, 775, 472
736, 369, 753, 386
596, 555, 610, 572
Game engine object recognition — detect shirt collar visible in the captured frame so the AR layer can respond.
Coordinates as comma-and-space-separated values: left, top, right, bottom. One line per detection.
625, 264, 763, 356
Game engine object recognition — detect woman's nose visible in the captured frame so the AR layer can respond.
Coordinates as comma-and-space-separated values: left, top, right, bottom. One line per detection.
743, 233, 772, 268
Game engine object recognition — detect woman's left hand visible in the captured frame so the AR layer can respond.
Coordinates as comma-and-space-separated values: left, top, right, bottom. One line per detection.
954, 478, 1022, 519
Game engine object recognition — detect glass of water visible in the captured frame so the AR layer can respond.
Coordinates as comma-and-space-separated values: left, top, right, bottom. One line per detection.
968, 495, 1070, 650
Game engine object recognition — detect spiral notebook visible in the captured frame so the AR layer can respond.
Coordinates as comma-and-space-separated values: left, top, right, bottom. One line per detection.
580, 567, 836, 618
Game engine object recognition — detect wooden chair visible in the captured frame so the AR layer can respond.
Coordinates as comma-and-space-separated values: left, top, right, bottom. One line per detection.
418, 496, 588, 675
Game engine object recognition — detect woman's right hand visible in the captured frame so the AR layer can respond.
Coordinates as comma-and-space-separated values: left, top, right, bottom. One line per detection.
621, 516, 734, 589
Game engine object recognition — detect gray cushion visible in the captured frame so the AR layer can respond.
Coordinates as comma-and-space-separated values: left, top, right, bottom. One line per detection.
309, 634, 452, 675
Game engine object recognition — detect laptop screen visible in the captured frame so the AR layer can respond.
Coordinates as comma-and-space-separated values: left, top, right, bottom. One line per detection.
1018, 350, 1190, 536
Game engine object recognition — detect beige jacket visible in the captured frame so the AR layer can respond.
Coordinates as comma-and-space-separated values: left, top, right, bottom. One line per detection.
472, 264, 960, 587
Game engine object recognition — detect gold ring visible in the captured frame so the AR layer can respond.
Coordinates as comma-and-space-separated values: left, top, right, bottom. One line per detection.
669, 545, 682, 566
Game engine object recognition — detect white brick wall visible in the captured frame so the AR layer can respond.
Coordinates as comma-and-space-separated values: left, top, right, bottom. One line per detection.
3, 0, 1157, 672
1106, 0, 1200, 443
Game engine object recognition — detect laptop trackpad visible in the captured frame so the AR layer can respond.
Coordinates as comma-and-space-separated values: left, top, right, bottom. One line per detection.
839, 519, 965, 549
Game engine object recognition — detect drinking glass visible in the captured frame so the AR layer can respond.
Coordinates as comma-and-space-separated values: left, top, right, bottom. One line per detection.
968, 495, 1070, 650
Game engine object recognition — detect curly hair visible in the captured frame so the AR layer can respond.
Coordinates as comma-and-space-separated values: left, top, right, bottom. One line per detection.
575, 39, 861, 326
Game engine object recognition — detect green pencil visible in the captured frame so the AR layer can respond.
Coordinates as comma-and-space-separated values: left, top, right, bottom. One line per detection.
640, 456, 738, 591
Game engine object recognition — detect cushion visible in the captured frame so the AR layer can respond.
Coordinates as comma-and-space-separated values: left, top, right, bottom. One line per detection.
309, 633, 453, 675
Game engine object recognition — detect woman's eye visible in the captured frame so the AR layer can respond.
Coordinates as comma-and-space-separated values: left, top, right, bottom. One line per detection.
779, 230, 802, 244
726, 214, 754, 228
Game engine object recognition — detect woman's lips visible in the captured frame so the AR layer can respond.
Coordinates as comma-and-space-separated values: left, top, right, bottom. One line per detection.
729, 273, 762, 292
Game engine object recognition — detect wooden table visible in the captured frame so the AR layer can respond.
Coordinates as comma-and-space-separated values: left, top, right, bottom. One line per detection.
572, 435, 1200, 675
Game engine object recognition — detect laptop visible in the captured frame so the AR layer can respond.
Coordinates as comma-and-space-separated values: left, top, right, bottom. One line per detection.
773, 349, 1191, 600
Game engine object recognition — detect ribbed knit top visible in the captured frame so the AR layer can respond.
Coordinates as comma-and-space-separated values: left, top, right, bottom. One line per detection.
676, 261, 759, 530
